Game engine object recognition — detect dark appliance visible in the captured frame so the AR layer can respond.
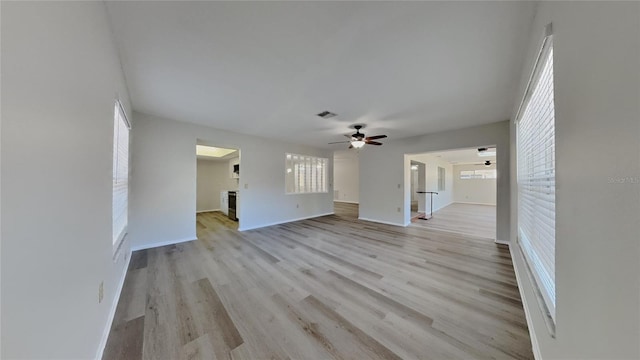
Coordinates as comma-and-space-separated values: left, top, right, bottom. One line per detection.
233, 164, 239, 176
228, 191, 237, 221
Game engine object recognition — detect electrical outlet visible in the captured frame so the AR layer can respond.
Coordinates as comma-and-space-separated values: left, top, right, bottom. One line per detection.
397, 207, 401, 212
296, 204, 299, 208
397, 184, 401, 189
98, 281, 104, 303
244, 183, 248, 189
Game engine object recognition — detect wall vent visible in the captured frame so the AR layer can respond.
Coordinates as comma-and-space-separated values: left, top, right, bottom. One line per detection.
317, 111, 337, 119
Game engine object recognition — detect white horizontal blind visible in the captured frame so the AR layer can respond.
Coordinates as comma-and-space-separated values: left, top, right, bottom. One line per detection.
285, 153, 328, 194
517, 41, 556, 321
113, 100, 130, 246
460, 169, 496, 180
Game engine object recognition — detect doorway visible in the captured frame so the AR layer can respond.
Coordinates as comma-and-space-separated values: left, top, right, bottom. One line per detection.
333, 149, 359, 220
406, 146, 497, 240
195, 140, 240, 231
410, 161, 425, 213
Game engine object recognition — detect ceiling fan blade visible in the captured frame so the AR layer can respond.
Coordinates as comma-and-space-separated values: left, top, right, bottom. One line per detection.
366, 141, 383, 146
365, 135, 387, 141
328, 141, 350, 144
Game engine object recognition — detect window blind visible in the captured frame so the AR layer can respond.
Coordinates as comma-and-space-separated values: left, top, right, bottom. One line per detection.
286, 153, 328, 194
113, 101, 130, 246
517, 40, 556, 321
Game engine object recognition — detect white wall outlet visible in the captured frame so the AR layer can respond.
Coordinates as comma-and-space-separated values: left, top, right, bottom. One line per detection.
244, 183, 248, 189
397, 207, 401, 212
296, 204, 299, 208
98, 281, 104, 303
397, 184, 401, 189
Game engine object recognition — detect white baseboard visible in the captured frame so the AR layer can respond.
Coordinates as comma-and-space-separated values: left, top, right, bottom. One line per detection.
454, 201, 497, 206
494, 239, 510, 245
238, 212, 335, 231
509, 244, 543, 360
130, 236, 197, 252
333, 200, 359, 204
196, 208, 221, 213
95, 248, 132, 360
358, 217, 406, 227
432, 201, 455, 213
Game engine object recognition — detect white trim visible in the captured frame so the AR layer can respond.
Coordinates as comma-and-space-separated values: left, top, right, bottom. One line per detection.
514, 23, 553, 124
453, 201, 497, 206
431, 201, 454, 213
238, 212, 334, 231
494, 239, 510, 245
115, 98, 131, 129
95, 249, 132, 360
509, 244, 543, 360
130, 237, 197, 252
333, 200, 359, 204
358, 217, 406, 228
196, 208, 221, 213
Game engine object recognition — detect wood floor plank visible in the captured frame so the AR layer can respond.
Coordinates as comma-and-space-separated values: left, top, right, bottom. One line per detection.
411, 203, 497, 240
192, 278, 244, 351
103, 206, 533, 360
103, 316, 145, 360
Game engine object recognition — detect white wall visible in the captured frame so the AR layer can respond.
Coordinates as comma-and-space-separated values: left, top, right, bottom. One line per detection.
333, 150, 359, 203
359, 121, 511, 240
509, 2, 640, 359
196, 159, 238, 212
453, 164, 497, 205
407, 154, 454, 212
1, 2, 132, 359
130, 112, 334, 249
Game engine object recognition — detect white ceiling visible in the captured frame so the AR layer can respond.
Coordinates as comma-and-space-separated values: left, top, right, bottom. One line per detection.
105, 1, 536, 148
420, 147, 497, 165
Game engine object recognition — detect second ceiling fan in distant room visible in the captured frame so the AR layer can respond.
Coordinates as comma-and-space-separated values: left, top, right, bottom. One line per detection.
328, 125, 387, 149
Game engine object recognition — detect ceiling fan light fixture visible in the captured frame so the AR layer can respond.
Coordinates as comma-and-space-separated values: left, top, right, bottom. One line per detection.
351, 140, 366, 149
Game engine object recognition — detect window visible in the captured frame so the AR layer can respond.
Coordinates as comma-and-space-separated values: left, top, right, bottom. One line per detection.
516, 33, 556, 321
460, 169, 497, 180
437, 167, 445, 191
285, 153, 328, 194
113, 100, 130, 249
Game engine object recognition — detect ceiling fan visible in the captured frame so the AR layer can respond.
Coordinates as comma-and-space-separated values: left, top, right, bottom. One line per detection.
473, 160, 496, 167
328, 125, 387, 149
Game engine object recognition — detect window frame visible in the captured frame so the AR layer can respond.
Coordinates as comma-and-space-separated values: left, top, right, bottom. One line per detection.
515, 25, 556, 328
112, 99, 131, 254
285, 153, 329, 195
437, 166, 445, 191
459, 169, 497, 180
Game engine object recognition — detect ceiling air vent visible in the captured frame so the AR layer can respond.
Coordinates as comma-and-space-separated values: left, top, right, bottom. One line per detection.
317, 111, 337, 119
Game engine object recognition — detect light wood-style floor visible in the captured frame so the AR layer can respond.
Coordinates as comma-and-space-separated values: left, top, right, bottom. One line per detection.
103, 204, 532, 360
412, 203, 497, 240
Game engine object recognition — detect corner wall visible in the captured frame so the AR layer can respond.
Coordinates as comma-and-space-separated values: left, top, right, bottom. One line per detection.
130, 112, 334, 249
1, 2, 133, 358
333, 150, 359, 203
196, 160, 238, 212
509, 2, 640, 358
407, 154, 454, 212
453, 164, 497, 205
